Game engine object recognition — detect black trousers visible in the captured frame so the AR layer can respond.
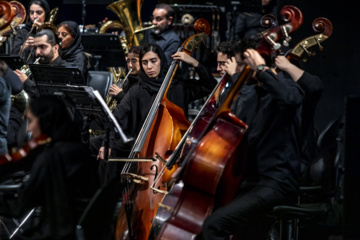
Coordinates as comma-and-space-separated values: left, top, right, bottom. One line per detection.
201, 185, 296, 240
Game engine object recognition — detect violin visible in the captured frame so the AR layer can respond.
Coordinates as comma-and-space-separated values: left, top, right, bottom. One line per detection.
0, 134, 51, 165
114, 18, 211, 240
149, 5, 304, 240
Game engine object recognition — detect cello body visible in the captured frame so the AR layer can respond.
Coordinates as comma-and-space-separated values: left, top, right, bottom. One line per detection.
115, 18, 211, 240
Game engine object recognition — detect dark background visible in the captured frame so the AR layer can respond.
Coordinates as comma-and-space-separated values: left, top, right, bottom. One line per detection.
15, 1, 360, 237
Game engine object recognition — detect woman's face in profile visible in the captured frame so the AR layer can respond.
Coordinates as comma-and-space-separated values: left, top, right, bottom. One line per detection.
26, 109, 42, 139
141, 51, 161, 79
57, 26, 74, 49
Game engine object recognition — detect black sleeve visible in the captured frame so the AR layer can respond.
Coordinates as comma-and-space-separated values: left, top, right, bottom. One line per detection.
182, 63, 218, 103
5, 68, 23, 95
23, 78, 39, 98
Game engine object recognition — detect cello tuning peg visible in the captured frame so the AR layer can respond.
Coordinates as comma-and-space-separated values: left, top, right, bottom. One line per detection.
266, 35, 281, 50
315, 37, 324, 51
281, 25, 292, 46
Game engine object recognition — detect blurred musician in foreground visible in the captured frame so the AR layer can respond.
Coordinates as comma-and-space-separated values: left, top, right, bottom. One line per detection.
0, 62, 11, 155
97, 43, 217, 183
200, 37, 304, 239
145, 3, 181, 66
108, 46, 143, 105
57, 20, 89, 78
0, 95, 100, 240
11, 0, 51, 62
14, 29, 66, 98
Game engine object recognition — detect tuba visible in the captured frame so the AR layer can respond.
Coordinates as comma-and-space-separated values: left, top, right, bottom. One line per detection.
100, 0, 155, 111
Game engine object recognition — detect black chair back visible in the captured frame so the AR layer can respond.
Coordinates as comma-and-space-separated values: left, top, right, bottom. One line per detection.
87, 71, 113, 100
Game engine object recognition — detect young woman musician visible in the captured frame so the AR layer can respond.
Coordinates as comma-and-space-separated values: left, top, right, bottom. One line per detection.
11, 0, 51, 63
97, 43, 217, 183
0, 95, 100, 240
57, 20, 89, 78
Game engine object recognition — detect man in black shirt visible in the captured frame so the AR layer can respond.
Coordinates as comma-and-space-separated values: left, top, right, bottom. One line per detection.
13, 29, 67, 98
201, 38, 304, 240
145, 4, 181, 66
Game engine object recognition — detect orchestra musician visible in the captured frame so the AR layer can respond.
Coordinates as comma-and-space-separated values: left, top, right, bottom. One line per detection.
10, 0, 51, 63
108, 45, 143, 105
57, 20, 89, 78
97, 43, 217, 183
14, 28, 67, 98
0, 95, 100, 240
145, 4, 181, 66
200, 36, 304, 239
0, 62, 11, 155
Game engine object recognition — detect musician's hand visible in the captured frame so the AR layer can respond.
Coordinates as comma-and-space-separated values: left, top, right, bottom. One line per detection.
24, 36, 35, 49
275, 55, 292, 72
172, 52, 199, 67
109, 84, 122, 96
98, 147, 112, 160
33, 19, 43, 28
224, 57, 238, 76
14, 70, 28, 83
243, 49, 266, 71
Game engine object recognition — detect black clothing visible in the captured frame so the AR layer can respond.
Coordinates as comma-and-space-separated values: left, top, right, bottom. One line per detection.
296, 71, 323, 184
59, 21, 88, 79
0, 76, 11, 155
11, 24, 36, 64
0, 141, 100, 240
145, 29, 181, 66
5, 68, 23, 95
113, 74, 140, 104
6, 106, 24, 149
202, 69, 304, 239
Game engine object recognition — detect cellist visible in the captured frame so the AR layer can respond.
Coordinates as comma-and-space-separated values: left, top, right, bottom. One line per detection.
201, 36, 305, 239
97, 43, 217, 183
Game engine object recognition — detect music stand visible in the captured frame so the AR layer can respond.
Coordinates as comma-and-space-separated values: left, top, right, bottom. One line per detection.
0, 55, 24, 70
81, 33, 126, 70
29, 65, 87, 96
62, 86, 132, 159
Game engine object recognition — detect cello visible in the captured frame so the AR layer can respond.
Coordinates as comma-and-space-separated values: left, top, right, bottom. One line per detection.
150, 5, 304, 239
114, 19, 211, 240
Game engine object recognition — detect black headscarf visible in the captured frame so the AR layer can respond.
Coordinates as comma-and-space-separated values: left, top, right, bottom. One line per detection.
58, 21, 84, 59
138, 43, 170, 94
24, 0, 51, 31
29, 95, 81, 142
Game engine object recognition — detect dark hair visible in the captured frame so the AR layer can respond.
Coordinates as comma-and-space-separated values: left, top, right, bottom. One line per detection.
217, 41, 236, 58
35, 29, 59, 46
128, 45, 143, 55
57, 22, 76, 38
155, 3, 175, 19
29, 0, 51, 21
29, 95, 81, 142
140, 44, 163, 63
235, 35, 272, 65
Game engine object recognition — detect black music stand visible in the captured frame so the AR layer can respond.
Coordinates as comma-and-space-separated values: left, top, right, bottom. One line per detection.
0, 55, 24, 70
29, 64, 87, 96
61, 86, 132, 158
81, 33, 126, 71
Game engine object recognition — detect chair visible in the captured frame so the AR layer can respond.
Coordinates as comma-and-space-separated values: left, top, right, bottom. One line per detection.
87, 71, 114, 100
75, 180, 121, 240
270, 116, 345, 240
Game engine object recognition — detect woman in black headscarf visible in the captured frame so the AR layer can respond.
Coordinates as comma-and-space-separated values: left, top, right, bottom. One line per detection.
11, 0, 51, 63
0, 95, 100, 240
57, 20, 88, 78
97, 43, 217, 183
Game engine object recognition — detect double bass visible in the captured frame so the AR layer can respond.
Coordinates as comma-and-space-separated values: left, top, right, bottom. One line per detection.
150, 5, 304, 239
114, 19, 211, 240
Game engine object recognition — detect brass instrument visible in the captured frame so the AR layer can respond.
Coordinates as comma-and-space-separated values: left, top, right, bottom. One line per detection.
11, 57, 40, 116
0, 1, 26, 45
106, 68, 132, 112
18, 6, 59, 62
